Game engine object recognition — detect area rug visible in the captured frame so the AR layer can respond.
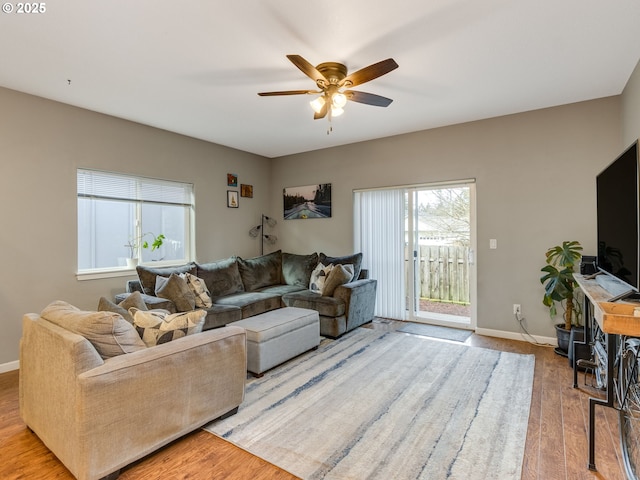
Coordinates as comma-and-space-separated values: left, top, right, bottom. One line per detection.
205, 328, 534, 480
397, 322, 472, 343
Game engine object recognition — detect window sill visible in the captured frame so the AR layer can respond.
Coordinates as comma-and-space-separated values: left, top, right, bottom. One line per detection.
76, 268, 138, 281
77, 260, 190, 281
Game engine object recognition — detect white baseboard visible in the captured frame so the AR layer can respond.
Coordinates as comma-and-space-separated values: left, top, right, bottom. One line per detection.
0, 360, 19, 374
475, 327, 557, 347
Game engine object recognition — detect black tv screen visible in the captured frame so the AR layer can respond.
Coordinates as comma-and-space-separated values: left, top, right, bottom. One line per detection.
596, 141, 639, 292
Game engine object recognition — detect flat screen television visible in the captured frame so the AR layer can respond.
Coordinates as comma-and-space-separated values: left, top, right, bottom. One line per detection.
596, 140, 639, 300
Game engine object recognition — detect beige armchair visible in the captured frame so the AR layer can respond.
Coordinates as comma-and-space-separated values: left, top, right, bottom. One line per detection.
19, 313, 246, 480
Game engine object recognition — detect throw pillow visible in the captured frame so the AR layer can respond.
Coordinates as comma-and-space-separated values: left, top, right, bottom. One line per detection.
97, 290, 148, 324
309, 262, 334, 294
318, 252, 362, 282
136, 263, 197, 296
41, 300, 146, 359
322, 264, 355, 296
155, 273, 196, 312
237, 250, 283, 291
282, 252, 319, 287
130, 308, 206, 347
183, 273, 213, 308
196, 257, 244, 298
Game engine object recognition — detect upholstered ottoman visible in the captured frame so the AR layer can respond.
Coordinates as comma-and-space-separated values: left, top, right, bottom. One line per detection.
229, 307, 320, 376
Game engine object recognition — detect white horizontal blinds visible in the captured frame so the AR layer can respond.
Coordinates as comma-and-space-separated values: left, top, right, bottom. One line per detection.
77, 169, 193, 206
354, 188, 406, 320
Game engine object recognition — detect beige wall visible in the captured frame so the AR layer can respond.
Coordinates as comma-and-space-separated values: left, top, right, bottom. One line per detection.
0, 87, 270, 366
623, 59, 640, 146
270, 97, 623, 338
2, 60, 638, 367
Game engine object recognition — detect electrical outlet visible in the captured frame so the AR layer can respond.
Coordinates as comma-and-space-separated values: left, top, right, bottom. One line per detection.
513, 304, 521, 315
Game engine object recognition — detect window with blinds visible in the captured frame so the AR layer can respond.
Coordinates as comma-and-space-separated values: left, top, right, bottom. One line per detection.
77, 169, 194, 272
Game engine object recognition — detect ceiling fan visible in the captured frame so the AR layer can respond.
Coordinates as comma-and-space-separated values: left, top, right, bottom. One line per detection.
258, 55, 399, 121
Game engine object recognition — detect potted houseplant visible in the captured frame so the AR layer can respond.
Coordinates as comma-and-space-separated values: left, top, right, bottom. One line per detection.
540, 240, 583, 356
124, 232, 165, 268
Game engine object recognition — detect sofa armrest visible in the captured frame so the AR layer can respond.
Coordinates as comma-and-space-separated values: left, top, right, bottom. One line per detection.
126, 279, 144, 294
20, 314, 106, 478
333, 278, 377, 331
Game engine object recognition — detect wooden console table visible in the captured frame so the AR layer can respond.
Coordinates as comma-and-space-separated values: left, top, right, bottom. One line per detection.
573, 274, 640, 474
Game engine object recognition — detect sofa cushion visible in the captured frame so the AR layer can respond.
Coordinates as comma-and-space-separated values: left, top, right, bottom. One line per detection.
318, 252, 362, 282
281, 291, 346, 317
214, 291, 282, 318
309, 263, 334, 294
201, 304, 243, 330
130, 308, 206, 347
41, 300, 146, 359
155, 273, 196, 312
136, 263, 197, 296
237, 250, 283, 291
183, 273, 213, 308
258, 283, 307, 296
323, 264, 355, 296
196, 257, 244, 298
282, 252, 318, 287
97, 290, 148, 324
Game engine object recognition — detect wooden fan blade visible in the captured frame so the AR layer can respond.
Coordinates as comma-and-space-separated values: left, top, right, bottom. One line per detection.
314, 101, 328, 120
258, 90, 318, 96
345, 90, 393, 107
340, 58, 399, 88
287, 55, 329, 85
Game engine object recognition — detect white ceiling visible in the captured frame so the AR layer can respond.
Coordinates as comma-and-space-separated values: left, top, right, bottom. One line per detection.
1, 0, 639, 158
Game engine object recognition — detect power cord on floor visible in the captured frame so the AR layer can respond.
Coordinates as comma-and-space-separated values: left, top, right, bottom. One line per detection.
514, 312, 555, 347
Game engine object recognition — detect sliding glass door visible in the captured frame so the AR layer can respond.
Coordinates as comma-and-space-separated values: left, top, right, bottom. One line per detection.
406, 183, 475, 329
355, 180, 476, 329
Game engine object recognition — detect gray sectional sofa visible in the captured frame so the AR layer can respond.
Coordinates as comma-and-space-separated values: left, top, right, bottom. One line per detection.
116, 250, 377, 338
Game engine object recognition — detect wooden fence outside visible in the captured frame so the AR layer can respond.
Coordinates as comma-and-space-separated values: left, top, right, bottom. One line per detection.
407, 245, 470, 305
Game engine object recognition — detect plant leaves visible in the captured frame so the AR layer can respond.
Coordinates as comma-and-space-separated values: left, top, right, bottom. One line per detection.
545, 240, 583, 268
541, 242, 581, 322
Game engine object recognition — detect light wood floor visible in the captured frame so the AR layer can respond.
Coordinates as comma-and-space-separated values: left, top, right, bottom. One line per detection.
0, 320, 627, 479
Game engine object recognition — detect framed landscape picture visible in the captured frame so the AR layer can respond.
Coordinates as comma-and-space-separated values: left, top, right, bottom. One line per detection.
283, 183, 331, 220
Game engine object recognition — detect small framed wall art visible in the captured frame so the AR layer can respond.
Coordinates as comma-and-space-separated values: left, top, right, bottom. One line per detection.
241, 184, 253, 198
227, 173, 238, 187
227, 190, 239, 208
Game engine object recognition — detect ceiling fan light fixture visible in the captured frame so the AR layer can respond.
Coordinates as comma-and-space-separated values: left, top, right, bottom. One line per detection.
259, 55, 398, 128
331, 106, 344, 117
310, 96, 325, 114
332, 92, 347, 109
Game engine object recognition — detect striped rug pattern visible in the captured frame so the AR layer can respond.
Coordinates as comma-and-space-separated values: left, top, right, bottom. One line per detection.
205, 328, 535, 479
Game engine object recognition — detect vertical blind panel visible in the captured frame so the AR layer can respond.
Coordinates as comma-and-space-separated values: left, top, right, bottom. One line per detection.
354, 189, 406, 320
77, 169, 193, 206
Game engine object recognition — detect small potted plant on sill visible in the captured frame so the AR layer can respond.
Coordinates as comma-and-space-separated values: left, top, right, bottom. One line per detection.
125, 232, 165, 268
540, 240, 583, 356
